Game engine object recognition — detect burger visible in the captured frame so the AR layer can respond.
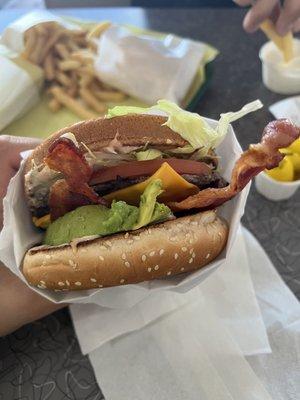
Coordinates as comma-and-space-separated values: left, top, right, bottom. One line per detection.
21, 100, 300, 290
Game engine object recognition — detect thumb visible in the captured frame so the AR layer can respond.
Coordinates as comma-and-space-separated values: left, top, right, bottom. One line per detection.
0, 135, 42, 230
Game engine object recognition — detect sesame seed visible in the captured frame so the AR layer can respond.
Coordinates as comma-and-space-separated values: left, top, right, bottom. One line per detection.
154, 265, 159, 270
192, 252, 196, 259
148, 228, 152, 235
134, 235, 141, 241
75, 281, 82, 286
106, 241, 112, 247
167, 271, 171, 276
159, 249, 165, 256
174, 253, 178, 260
99, 255, 104, 261
40, 280, 46, 285
66, 280, 70, 286
142, 255, 147, 262
149, 251, 155, 257
206, 253, 210, 259
68, 259, 77, 267
180, 267, 185, 271
37, 284, 46, 289
125, 261, 131, 268
189, 239, 194, 244
45, 255, 51, 259
189, 248, 194, 254
58, 281, 65, 286
169, 237, 176, 242
120, 279, 125, 284
166, 138, 172, 144
98, 284, 103, 288
181, 247, 187, 252
127, 239, 134, 245
147, 267, 152, 272
189, 258, 193, 264
121, 253, 126, 260
124, 232, 129, 239
90, 278, 97, 282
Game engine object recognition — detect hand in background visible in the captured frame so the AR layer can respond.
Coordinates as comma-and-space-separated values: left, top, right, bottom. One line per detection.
0, 135, 65, 337
234, 0, 300, 36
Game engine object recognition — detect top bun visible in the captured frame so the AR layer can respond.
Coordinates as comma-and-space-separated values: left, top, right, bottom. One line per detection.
24, 114, 189, 174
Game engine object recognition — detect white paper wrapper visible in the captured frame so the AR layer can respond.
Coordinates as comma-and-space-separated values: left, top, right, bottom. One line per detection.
269, 95, 300, 124
95, 25, 212, 105
88, 227, 300, 400
0, 118, 248, 307
0, 10, 79, 53
70, 226, 270, 355
0, 11, 80, 133
0, 51, 41, 131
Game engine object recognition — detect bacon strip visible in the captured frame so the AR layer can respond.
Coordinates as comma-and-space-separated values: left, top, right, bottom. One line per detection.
45, 137, 106, 205
168, 119, 300, 211
49, 179, 92, 220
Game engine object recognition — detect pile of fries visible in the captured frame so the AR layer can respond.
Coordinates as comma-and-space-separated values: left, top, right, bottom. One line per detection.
21, 21, 126, 119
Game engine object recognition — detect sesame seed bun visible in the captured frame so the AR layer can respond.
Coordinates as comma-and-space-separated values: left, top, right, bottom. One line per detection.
22, 210, 228, 291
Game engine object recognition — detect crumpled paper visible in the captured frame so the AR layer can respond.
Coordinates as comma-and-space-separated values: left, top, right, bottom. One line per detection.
0, 10, 79, 53
95, 24, 216, 105
0, 11, 79, 133
87, 227, 300, 400
244, 229, 300, 400
70, 226, 270, 356
0, 118, 249, 308
0, 51, 42, 131
269, 95, 300, 125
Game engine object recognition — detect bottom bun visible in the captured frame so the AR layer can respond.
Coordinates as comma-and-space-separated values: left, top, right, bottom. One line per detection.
22, 210, 228, 291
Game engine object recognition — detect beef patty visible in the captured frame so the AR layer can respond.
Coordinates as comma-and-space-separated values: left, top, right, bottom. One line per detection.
93, 172, 228, 197
32, 172, 228, 218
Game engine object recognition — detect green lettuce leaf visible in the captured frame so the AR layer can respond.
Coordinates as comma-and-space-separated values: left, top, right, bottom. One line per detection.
135, 148, 162, 161
107, 99, 263, 156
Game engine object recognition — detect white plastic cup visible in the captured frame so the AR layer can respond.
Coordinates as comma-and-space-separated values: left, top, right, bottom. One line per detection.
259, 39, 300, 94
255, 171, 300, 201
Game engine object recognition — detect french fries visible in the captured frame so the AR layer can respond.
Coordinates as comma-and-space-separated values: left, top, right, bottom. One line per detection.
50, 86, 98, 120
21, 20, 125, 119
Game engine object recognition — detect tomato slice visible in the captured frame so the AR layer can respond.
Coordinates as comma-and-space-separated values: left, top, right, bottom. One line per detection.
89, 158, 212, 185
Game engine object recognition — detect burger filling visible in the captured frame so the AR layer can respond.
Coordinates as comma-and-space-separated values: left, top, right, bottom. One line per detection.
25, 99, 274, 247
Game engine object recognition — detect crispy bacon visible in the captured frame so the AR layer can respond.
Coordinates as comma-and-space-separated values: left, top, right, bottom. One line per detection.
49, 179, 92, 220
45, 137, 106, 205
169, 119, 300, 211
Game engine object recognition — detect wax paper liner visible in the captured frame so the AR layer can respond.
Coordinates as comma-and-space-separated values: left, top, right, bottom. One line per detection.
0, 118, 249, 308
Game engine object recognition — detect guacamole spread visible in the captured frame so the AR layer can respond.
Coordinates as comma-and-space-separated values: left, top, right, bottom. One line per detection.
44, 179, 171, 246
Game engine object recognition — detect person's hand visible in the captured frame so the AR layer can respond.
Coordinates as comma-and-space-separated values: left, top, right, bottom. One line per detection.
234, 0, 300, 36
0, 135, 65, 337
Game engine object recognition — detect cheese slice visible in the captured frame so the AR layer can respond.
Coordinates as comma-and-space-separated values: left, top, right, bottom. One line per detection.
33, 214, 51, 229
104, 162, 199, 205
260, 19, 294, 62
